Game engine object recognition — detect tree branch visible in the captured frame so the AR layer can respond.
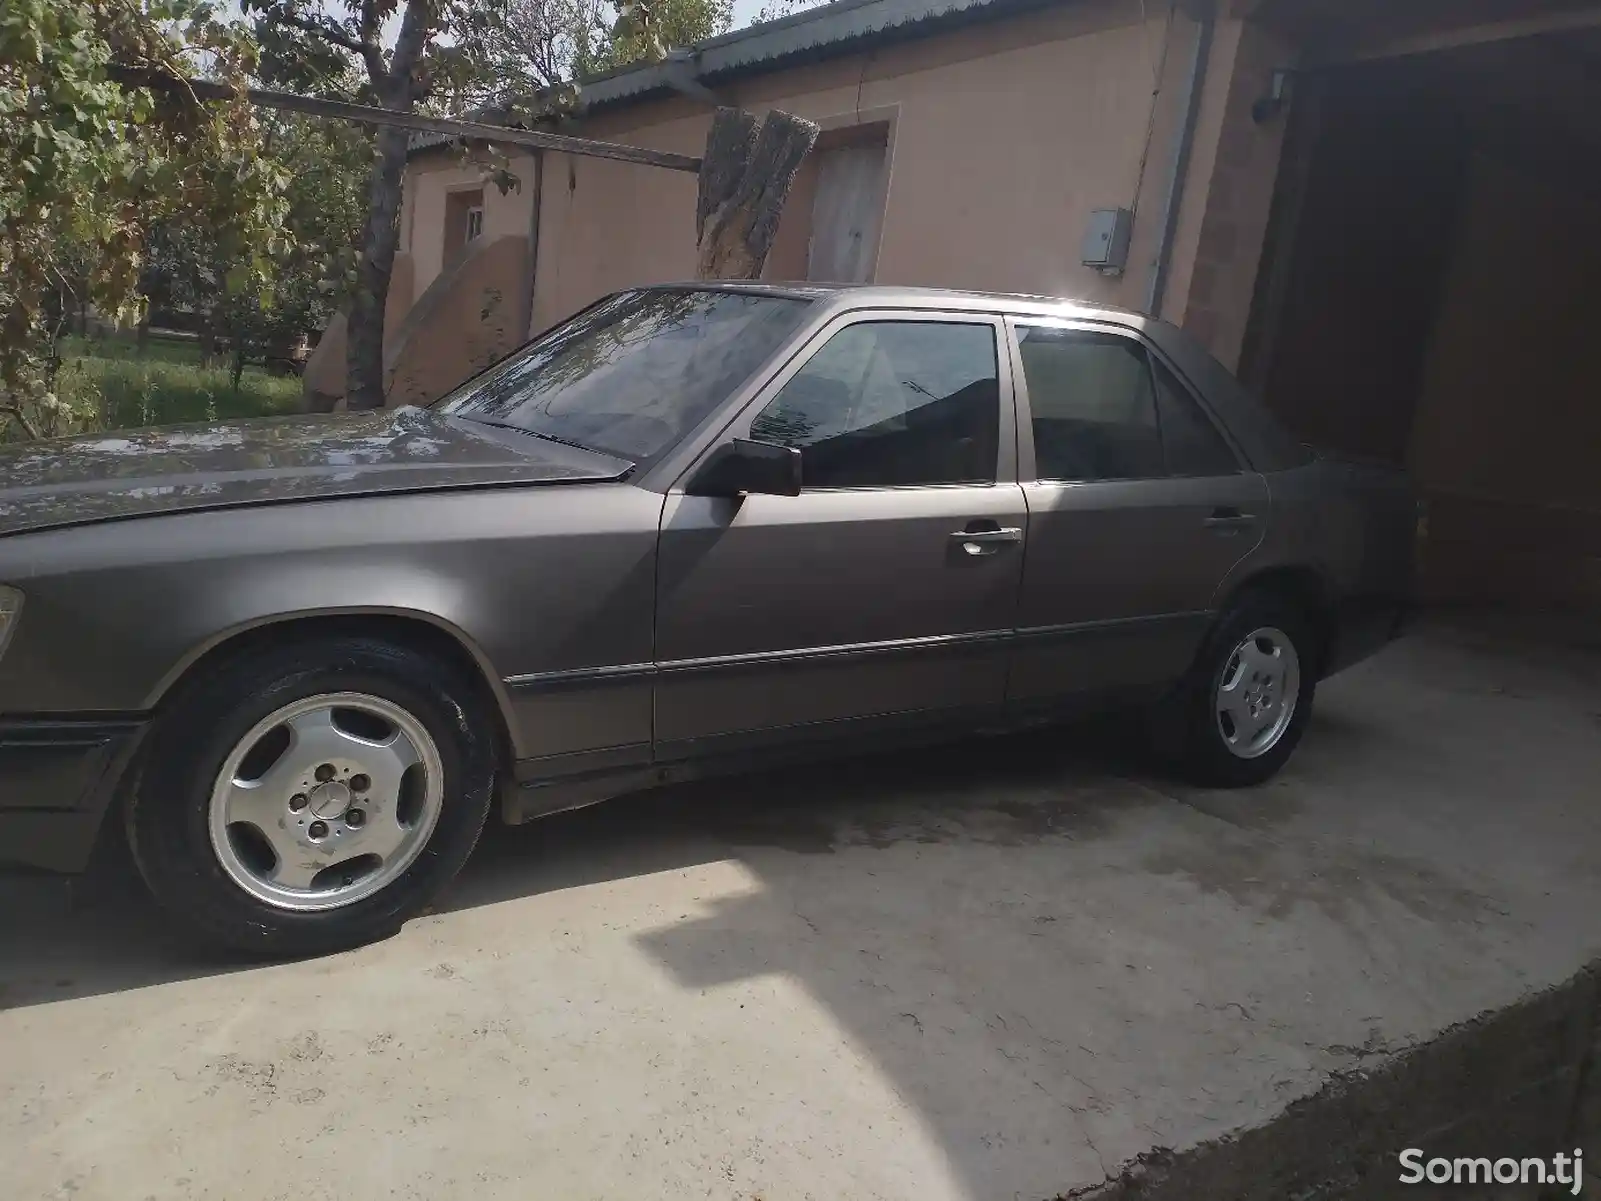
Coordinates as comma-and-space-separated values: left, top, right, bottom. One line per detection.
358, 0, 380, 51
280, 9, 385, 81
385, 0, 434, 102
385, 0, 432, 97
0, 404, 42, 441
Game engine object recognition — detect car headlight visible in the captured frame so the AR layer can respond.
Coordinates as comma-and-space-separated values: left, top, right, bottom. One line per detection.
0, 586, 21, 659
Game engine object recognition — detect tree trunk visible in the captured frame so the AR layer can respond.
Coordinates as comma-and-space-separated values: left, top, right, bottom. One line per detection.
136, 309, 150, 357
200, 309, 221, 365
345, 0, 432, 411
696, 109, 819, 281
346, 121, 410, 411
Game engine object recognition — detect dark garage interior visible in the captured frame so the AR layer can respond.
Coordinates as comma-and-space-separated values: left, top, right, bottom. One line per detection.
1241, 28, 1601, 614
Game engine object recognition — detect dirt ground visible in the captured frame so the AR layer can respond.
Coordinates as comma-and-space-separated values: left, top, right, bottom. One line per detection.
4, 615, 1600, 1201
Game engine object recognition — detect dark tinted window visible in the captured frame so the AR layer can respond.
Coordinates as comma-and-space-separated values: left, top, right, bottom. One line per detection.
750, 321, 1000, 488
1017, 326, 1163, 481
1153, 359, 1239, 476
437, 289, 811, 464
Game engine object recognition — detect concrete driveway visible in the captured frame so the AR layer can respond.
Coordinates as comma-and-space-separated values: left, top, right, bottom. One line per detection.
5, 617, 1601, 1201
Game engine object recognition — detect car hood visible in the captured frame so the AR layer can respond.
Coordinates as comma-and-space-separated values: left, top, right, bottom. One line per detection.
0, 406, 634, 538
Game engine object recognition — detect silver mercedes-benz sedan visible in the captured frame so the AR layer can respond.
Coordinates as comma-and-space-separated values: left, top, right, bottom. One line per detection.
0, 284, 1416, 954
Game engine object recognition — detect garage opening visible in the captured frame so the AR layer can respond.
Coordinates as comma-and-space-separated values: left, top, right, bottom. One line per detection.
1241, 30, 1601, 614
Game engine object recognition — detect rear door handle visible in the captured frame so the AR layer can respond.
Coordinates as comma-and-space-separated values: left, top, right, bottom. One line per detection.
1202, 507, 1257, 530
951, 527, 1022, 555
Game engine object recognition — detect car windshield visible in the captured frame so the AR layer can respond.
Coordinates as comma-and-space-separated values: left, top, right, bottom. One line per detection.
436, 288, 813, 464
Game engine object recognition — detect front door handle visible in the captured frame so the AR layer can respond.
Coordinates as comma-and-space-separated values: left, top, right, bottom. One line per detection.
951, 526, 1023, 555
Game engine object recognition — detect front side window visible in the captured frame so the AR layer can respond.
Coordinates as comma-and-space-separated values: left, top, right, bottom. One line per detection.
749, 321, 1000, 488
437, 289, 812, 464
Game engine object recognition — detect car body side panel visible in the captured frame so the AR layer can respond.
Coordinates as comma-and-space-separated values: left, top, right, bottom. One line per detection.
653, 485, 1027, 751
1229, 459, 1416, 675
650, 307, 1025, 754
0, 285, 1418, 879
999, 314, 1271, 703
0, 484, 663, 761
1011, 473, 1269, 701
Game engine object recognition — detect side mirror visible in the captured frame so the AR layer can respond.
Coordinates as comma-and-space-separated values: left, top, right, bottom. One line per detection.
685, 438, 802, 498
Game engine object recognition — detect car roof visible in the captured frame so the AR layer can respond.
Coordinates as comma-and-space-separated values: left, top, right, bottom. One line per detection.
649, 280, 1147, 323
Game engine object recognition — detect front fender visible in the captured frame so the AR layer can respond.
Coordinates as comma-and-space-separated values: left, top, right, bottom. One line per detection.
0, 486, 662, 765
141, 603, 517, 730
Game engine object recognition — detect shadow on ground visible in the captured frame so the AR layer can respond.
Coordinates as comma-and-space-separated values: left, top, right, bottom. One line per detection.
8, 620, 1601, 1200
1, 716, 1175, 1012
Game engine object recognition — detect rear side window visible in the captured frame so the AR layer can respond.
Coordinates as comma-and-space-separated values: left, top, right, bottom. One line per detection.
1016, 326, 1163, 481
1152, 359, 1240, 476
750, 320, 1000, 488
1016, 325, 1239, 481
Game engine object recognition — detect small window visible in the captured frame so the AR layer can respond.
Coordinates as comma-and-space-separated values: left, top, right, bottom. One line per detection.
1153, 359, 1239, 476
750, 321, 1000, 488
466, 206, 484, 242
1017, 326, 1163, 481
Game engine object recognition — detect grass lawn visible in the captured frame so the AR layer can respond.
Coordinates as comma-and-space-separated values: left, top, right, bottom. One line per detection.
54, 331, 304, 433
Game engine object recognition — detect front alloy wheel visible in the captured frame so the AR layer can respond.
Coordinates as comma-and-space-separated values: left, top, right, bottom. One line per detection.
209, 693, 445, 912
128, 637, 495, 956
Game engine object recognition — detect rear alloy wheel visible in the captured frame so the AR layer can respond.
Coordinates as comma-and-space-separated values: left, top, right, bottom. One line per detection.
1212, 626, 1301, 761
1168, 593, 1318, 787
128, 637, 495, 956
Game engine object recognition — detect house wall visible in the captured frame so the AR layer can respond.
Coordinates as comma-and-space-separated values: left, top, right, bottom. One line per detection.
527, 0, 1204, 335
1159, 12, 1296, 370
400, 157, 537, 311
385, 234, 534, 407
299, 252, 416, 409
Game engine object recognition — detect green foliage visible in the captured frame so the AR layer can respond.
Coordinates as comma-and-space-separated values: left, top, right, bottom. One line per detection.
751, 0, 825, 24
243, 0, 496, 409
50, 333, 300, 435
137, 108, 369, 362
276, 113, 369, 316
596, 0, 734, 74
451, 0, 733, 115
243, 0, 496, 105
0, 0, 290, 438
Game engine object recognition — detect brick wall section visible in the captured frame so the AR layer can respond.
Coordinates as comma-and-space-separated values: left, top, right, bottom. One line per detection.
1166, 17, 1294, 372
1064, 963, 1601, 1201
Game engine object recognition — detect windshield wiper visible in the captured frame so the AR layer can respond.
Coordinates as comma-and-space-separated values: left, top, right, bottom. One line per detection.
456, 416, 604, 456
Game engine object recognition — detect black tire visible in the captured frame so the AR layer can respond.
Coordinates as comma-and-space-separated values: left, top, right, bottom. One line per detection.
1161, 590, 1319, 788
126, 637, 496, 957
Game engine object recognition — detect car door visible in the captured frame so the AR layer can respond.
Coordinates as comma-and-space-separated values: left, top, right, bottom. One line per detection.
653, 310, 1027, 758
1005, 319, 1268, 705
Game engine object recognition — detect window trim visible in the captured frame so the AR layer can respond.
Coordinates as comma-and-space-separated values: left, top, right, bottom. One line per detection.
1148, 353, 1245, 480
678, 308, 1017, 494
1004, 317, 1245, 485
